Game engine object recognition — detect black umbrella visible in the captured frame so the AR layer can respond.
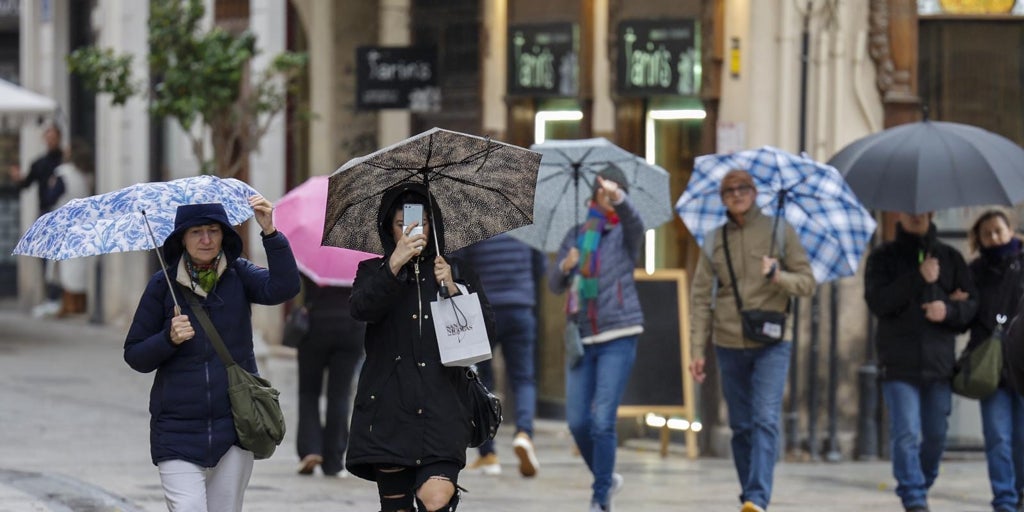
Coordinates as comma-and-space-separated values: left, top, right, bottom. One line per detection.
828, 120, 1024, 214
322, 127, 541, 255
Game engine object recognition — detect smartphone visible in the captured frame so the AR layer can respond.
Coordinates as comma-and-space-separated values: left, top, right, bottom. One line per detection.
403, 203, 424, 236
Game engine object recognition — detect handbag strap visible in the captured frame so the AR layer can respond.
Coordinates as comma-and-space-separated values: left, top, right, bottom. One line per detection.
181, 285, 237, 368
721, 224, 790, 313
721, 224, 746, 311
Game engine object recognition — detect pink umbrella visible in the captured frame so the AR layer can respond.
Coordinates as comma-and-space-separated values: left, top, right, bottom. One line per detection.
275, 176, 377, 287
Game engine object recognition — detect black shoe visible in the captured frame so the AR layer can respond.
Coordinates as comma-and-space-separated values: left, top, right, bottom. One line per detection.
905, 507, 929, 512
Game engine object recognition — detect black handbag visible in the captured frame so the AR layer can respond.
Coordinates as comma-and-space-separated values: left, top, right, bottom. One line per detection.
281, 305, 309, 348
465, 367, 502, 448
722, 224, 788, 344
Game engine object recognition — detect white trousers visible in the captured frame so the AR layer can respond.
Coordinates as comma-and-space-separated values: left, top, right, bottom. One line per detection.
158, 445, 254, 512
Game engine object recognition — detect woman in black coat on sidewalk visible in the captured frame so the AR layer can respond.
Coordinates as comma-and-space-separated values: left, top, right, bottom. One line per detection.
965, 210, 1024, 512
346, 183, 494, 512
294, 273, 365, 477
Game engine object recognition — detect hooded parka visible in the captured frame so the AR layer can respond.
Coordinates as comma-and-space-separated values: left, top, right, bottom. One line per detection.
124, 203, 300, 467
346, 183, 495, 481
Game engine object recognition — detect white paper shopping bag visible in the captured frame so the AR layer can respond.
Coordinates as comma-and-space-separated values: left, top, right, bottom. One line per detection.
430, 284, 492, 367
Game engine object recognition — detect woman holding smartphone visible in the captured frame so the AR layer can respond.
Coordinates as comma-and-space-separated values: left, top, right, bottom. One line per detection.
346, 182, 494, 512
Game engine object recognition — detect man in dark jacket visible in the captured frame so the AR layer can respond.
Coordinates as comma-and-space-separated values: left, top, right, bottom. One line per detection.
455, 233, 545, 477
864, 211, 978, 512
11, 124, 65, 313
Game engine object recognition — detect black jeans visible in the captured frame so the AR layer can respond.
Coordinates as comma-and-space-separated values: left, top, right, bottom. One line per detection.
295, 331, 363, 475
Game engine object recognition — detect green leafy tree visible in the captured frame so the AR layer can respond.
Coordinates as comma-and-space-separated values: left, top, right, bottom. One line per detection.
68, 0, 307, 178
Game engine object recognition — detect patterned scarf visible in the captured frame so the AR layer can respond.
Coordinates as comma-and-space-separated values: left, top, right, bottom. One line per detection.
575, 205, 619, 332
185, 252, 222, 294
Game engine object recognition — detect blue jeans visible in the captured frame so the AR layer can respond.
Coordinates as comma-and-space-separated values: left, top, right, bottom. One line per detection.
477, 306, 538, 455
881, 379, 952, 509
980, 386, 1024, 511
716, 342, 791, 509
566, 336, 637, 507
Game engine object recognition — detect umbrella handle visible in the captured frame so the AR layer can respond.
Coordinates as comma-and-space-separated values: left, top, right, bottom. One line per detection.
141, 210, 182, 312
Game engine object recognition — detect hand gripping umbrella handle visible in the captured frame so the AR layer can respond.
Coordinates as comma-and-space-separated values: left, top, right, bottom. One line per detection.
141, 210, 182, 313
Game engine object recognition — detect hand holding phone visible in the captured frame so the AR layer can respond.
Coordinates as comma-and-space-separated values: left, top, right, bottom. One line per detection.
403, 203, 424, 236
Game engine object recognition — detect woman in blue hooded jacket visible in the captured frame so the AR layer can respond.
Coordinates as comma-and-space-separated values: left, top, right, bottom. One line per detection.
124, 197, 300, 511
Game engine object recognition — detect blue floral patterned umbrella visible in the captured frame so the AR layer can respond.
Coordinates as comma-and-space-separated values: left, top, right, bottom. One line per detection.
675, 146, 876, 283
13, 175, 258, 260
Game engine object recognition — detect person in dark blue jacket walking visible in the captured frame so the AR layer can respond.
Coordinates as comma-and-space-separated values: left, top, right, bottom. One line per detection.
455, 233, 545, 477
124, 198, 300, 512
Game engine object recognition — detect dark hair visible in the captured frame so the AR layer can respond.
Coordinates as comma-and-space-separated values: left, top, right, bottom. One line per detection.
591, 164, 629, 201
67, 138, 93, 174
969, 209, 1015, 253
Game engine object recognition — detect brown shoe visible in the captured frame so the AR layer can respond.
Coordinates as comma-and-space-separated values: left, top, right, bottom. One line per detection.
298, 454, 322, 475
512, 432, 539, 477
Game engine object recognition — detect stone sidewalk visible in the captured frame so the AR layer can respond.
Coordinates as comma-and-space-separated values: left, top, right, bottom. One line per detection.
0, 306, 997, 511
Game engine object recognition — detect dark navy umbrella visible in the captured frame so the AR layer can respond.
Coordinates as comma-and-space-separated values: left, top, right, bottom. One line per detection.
828, 120, 1024, 214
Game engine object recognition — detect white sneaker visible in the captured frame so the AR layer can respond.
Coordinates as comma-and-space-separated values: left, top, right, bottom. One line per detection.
610, 473, 624, 496
512, 432, 539, 477
31, 301, 60, 318
465, 453, 501, 475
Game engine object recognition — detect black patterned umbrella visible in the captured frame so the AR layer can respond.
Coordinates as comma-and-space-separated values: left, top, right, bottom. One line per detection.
323, 128, 541, 255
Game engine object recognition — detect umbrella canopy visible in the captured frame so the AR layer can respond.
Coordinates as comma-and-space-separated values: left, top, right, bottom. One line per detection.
676, 146, 877, 283
0, 79, 58, 127
13, 175, 257, 260
828, 120, 1024, 214
275, 176, 376, 287
323, 127, 542, 255
507, 138, 673, 253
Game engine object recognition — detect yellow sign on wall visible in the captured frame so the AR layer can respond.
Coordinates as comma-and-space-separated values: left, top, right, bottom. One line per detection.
938, 0, 1017, 14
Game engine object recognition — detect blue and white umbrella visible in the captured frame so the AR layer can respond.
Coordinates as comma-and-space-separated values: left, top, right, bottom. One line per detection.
13, 175, 258, 260
675, 146, 876, 283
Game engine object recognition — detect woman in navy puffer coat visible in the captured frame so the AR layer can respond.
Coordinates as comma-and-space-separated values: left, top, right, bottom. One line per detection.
124, 198, 299, 511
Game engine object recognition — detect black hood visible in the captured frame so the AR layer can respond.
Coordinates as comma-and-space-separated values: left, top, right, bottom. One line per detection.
376, 182, 446, 258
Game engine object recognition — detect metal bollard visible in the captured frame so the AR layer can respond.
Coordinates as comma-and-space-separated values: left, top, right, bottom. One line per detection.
855, 363, 879, 460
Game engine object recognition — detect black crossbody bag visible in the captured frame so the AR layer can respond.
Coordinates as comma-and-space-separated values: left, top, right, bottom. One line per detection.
722, 225, 788, 344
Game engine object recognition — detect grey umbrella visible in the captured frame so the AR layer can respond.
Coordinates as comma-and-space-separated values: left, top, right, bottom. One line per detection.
507, 138, 672, 253
828, 120, 1024, 214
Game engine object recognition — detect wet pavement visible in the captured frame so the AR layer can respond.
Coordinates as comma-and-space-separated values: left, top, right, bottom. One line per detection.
0, 306, 996, 511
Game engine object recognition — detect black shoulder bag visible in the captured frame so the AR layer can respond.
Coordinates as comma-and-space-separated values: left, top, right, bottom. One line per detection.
722, 225, 788, 344
465, 366, 503, 448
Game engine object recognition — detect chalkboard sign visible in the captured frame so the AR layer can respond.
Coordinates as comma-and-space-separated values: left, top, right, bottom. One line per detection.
618, 269, 697, 458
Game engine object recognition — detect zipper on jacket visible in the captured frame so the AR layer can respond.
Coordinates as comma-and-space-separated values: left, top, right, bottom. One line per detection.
414, 259, 423, 336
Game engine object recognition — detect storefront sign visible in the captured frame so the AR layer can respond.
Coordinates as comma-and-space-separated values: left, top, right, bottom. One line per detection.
508, 23, 578, 97
356, 46, 440, 111
616, 19, 699, 97
920, 0, 1024, 15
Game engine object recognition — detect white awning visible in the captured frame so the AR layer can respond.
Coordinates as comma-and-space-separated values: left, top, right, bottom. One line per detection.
0, 78, 57, 117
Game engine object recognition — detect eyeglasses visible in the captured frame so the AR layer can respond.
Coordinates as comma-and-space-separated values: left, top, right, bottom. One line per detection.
721, 185, 755, 197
